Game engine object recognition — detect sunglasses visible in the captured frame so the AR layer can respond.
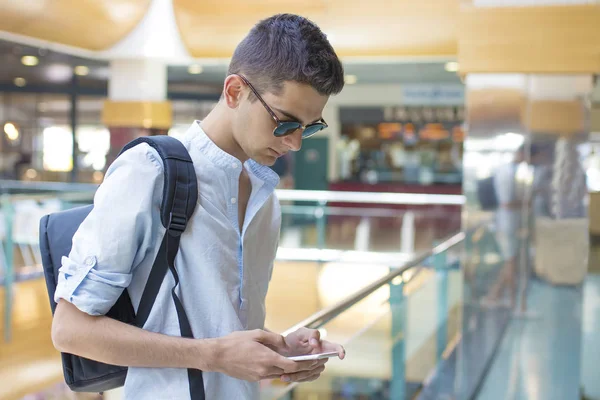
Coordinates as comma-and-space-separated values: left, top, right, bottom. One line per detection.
236, 74, 328, 139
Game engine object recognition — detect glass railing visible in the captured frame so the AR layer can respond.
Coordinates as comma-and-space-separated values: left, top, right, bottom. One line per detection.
0, 179, 98, 195
0, 190, 96, 342
260, 224, 494, 400
277, 189, 463, 259
269, 191, 464, 333
279, 204, 459, 253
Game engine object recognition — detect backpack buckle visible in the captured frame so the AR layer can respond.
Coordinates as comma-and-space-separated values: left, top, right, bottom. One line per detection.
168, 212, 187, 236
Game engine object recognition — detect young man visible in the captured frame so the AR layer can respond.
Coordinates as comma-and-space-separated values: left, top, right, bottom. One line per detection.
52, 14, 345, 399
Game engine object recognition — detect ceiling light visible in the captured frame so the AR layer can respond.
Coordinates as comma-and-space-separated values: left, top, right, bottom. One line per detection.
46, 64, 73, 82
25, 169, 38, 180
74, 66, 89, 76
14, 77, 27, 87
21, 55, 39, 66
188, 64, 203, 75
93, 171, 104, 182
344, 75, 358, 85
445, 62, 459, 72
4, 122, 20, 141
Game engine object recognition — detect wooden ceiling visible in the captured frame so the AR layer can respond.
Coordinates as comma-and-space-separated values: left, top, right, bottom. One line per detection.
1, 0, 599, 73
0, 0, 459, 58
458, 4, 600, 73
0, 0, 151, 50
172, 0, 459, 58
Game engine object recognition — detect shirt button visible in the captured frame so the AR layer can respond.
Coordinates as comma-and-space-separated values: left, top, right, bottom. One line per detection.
231, 163, 238, 168
84, 256, 96, 267
231, 197, 237, 204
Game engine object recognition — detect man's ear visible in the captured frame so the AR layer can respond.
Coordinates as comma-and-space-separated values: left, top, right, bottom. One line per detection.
223, 75, 245, 109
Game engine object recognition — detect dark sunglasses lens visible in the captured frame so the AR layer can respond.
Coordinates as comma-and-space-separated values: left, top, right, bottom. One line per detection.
274, 122, 302, 137
302, 124, 326, 138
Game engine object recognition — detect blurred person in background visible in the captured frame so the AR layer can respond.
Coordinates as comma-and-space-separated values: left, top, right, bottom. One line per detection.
484, 145, 542, 308
51, 14, 345, 400
531, 144, 553, 219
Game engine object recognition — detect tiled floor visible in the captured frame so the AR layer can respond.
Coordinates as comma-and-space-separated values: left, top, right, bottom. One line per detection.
581, 274, 600, 400
476, 274, 600, 400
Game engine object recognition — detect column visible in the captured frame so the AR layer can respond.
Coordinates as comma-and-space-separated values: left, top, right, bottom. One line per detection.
101, 59, 172, 166
457, 2, 598, 399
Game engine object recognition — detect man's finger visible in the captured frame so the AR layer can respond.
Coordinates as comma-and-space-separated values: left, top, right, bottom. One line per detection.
319, 340, 346, 359
255, 330, 287, 350
338, 344, 346, 359
273, 357, 317, 373
282, 365, 326, 383
309, 329, 321, 347
298, 372, 322, 383
263, 374, 284, 380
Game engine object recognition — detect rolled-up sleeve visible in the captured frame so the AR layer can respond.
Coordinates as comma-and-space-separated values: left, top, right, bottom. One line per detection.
54, 144, 165, 316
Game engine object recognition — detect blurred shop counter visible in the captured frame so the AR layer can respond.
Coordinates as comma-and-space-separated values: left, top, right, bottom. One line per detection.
327, 181, 462, 237
329, 181, 462, 196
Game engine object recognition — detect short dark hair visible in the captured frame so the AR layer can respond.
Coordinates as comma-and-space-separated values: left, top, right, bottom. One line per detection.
228, 14, 344, 99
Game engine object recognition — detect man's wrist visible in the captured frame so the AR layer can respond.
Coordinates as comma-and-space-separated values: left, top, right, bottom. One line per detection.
187, 338, 220, 372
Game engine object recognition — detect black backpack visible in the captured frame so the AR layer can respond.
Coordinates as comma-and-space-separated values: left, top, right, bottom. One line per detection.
39, 136, 205, 399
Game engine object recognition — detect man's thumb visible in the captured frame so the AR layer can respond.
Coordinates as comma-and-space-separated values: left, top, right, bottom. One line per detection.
309, 329, 321, 347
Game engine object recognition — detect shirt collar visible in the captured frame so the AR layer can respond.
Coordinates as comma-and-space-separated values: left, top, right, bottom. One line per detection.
184, 120, 280, 189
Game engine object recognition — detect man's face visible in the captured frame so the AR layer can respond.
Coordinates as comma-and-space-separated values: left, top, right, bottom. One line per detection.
234, 80, 329, 166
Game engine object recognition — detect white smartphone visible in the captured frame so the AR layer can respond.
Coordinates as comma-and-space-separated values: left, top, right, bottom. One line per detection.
287, 351, 340, 362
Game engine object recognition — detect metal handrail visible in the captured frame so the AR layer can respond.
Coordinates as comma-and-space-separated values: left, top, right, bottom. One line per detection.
0, 180, 98, 192
280, 205, 454, 218
276, 189, 465, 205
1, 191, 95, 203
282, 230, 467, 336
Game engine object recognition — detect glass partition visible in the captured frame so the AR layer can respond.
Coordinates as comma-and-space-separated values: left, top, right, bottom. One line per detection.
0, 189, 95, 341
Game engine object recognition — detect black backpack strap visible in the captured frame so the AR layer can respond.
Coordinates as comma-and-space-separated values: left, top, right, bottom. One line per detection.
119, 135, 198, 230
118, 136, 205, 399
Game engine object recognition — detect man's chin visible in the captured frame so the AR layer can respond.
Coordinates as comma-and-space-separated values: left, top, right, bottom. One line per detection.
252, 156, 276, 167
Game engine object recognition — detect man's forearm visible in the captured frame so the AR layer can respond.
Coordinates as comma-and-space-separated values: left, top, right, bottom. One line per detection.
52, 300, 216, 371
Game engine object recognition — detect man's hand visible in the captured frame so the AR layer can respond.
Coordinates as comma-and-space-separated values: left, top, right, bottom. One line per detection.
208, 329, 322, 382
277, 327, 346, 383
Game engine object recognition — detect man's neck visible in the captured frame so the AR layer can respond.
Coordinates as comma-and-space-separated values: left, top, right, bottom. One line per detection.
200, 103, 249, 163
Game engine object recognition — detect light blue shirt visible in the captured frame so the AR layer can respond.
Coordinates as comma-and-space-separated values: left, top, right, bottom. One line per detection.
55, 121, 281, 399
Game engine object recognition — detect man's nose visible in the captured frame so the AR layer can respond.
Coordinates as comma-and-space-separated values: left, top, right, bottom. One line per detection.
283, 129, 303, 152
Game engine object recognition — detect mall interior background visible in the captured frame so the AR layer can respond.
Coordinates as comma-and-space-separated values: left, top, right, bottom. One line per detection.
1, 1, 600, 400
